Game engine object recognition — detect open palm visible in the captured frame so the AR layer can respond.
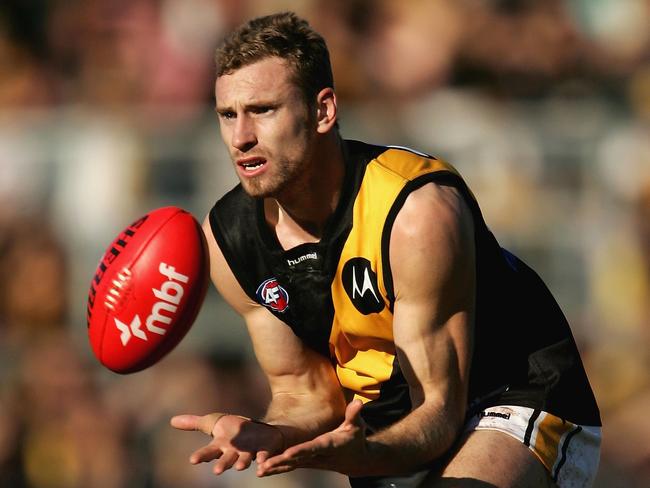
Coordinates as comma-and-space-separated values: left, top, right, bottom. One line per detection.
258, 399, 370, 477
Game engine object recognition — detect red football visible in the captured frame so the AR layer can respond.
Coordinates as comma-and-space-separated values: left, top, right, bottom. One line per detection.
87, 206, 209, 373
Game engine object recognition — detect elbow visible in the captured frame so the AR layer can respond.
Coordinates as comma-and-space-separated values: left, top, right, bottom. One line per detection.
445, 400, 467, 448
419, 397, 466, 459
437, 418, 464, 459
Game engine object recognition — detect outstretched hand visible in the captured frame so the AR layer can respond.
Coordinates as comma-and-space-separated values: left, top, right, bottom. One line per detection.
170, 412, 284, 475
257, 399, 370, 477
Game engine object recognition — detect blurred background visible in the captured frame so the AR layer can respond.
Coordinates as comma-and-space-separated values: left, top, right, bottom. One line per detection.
0, 0, 649, 486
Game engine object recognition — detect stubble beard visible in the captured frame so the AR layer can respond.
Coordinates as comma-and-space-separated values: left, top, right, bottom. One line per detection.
237, 134, 315, 201
238, 157, 303, 200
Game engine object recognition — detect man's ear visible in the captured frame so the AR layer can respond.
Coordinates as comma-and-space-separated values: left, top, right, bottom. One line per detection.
315, 87, 338, 134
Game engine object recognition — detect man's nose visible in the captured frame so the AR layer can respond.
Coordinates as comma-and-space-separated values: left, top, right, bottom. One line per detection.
232, 115, 257, 152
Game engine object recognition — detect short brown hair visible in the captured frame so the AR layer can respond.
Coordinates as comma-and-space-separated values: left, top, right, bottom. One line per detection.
215, 12, 334, 106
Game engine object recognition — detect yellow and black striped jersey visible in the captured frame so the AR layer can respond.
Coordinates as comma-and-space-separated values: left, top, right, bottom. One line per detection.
210, 139, 601, 433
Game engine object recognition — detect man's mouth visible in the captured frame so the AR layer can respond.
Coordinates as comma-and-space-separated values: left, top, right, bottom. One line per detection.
237, 157, 267, 172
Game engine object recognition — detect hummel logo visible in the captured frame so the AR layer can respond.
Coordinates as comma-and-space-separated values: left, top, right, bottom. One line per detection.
342, 258, 385, 315
287, 252, 318, 267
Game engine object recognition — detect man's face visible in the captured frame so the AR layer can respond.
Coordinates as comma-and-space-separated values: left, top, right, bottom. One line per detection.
215, 57, 316, 199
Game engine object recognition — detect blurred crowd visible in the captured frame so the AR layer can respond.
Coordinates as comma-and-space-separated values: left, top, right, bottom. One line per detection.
1, 0, 650, 486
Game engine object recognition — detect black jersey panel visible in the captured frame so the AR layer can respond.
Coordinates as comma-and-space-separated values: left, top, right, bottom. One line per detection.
483, 252, 602, 426
209, 184, 262, 301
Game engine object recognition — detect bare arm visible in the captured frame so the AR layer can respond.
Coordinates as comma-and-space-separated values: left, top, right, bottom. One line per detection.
171, 216, 345, 475
365, 182, 475, 473
205, 217, 346, 443
230, 290, 347, 448
259, 183, 475, 477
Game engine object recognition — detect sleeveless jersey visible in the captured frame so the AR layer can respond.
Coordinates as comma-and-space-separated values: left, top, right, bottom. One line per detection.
209, 140, 601, 433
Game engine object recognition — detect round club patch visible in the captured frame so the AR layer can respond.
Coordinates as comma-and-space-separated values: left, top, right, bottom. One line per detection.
256, 278, 289, 313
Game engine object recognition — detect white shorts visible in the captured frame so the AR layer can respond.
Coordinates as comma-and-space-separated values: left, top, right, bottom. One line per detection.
465, 405, 602, 488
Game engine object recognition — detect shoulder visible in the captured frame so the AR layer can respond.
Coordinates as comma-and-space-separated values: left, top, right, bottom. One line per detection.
201, 214, 260, 316
391, 182, 474, 245
209, 183, 256, 249
211, 183, 253, 219
388, 183, 476, 302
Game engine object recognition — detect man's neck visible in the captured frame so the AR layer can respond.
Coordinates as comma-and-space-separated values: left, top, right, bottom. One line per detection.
266, 135, 345, 249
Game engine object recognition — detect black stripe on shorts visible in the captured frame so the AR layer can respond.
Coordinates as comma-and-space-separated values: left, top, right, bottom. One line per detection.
552, 425, 583, 482
524, 408, 542, 447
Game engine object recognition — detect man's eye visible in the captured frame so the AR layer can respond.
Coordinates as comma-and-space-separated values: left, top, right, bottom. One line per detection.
252, 106, 273, 114
218, 111, 235, 120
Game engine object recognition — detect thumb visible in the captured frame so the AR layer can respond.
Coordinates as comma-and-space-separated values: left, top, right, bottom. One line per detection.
256, 450, 270, 464
344, 399, 365, 427
171, 413, 225, 436
170, 414, 201, 431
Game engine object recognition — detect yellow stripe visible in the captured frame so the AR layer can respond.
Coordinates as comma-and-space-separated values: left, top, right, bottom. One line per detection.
533, 413, 576, 471
376, 148, 458, 180
330, 147, 465, 401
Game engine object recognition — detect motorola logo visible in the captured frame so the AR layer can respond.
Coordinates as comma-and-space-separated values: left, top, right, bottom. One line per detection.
342, 257, 385, 315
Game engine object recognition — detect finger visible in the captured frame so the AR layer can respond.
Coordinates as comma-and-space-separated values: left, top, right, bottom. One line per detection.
171, 413, 225, 436
283, 435, 331, 458
189, 445, 223, 464
198, 413, 227, 436
262, 443, 319, 470
258, 448, 329, 476
258, 461, 296, 477
344, 399, 364, 426
213, 450, 238, 475
264, 448, 332, 474
256, 450, 270, 465
234, 451, 253, 471
170, 414, 201, 431
258, 453, 300, 477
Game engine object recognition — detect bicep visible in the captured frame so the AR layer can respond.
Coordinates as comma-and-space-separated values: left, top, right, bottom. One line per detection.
389, 184, 475, 418
201, 216, 340, 398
